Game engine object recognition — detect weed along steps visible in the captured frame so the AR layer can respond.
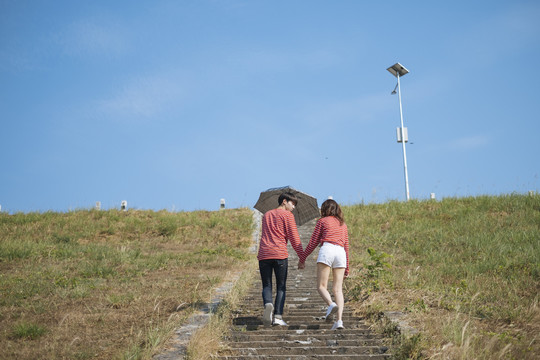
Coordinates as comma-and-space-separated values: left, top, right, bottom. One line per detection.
216, 219, 391, 359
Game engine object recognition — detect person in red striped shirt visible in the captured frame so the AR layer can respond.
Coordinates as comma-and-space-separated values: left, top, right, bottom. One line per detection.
299, 199, 349, 330
257, 192, 305, 326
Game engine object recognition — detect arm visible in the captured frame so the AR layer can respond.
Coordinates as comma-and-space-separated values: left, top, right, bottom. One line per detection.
299, 219, 322, 263
285, 212, 304, 259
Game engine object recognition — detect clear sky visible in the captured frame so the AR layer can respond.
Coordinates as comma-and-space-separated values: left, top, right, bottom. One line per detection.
1, 0, 539, 213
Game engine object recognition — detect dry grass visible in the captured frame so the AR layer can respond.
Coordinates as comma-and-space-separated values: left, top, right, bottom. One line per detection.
0, 208, 254, 360
185, 257, 258, 359
344, 193, 540, 359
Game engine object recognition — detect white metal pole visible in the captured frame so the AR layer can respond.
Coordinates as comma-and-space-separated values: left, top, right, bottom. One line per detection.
397, 73, 410, 201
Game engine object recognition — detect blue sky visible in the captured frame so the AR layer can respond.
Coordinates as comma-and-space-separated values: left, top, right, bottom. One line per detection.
1, 0, 539, 213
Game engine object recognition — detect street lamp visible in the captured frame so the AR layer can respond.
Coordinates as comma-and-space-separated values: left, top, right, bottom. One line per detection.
387, 62, 410, 201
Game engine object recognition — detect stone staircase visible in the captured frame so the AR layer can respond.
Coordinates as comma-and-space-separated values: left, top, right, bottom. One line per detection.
215, 219, 391, 359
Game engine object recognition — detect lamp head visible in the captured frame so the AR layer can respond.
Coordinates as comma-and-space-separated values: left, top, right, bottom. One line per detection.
387, 63, 409, 78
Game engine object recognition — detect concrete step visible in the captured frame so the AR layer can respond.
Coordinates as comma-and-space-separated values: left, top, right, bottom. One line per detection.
233, 312, 357, 320
226, 335, 385, 346
227, 340, 384, 348
219, 345, 390, 356
228, 325, 372, 335
232, 317, 361, 326
218, 355, 390, 360
230, 324, 376, 333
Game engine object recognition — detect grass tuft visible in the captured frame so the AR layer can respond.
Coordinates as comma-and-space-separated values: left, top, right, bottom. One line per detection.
11, 322, 47, 340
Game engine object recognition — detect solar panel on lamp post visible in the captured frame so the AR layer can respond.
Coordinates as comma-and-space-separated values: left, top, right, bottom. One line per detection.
387, 62, 410, 201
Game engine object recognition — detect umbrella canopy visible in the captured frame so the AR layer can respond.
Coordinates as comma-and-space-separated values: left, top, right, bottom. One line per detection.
254, 186, 320, 226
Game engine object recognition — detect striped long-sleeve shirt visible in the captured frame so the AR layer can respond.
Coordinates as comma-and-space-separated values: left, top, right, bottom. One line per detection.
300, 216, 349, 274
257, 208, 304, 261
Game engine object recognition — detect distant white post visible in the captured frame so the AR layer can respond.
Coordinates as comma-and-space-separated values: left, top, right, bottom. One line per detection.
95, 201, 101, 211
121, 200, 127, 211
387, 62, 411, 201
220, 198, 226, 209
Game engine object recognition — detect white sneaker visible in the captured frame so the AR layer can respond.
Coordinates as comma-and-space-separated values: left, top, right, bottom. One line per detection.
325, 302, 338, 322
331, 320, 344, 330
263, 303, 273, 326
272, 317, 288, 326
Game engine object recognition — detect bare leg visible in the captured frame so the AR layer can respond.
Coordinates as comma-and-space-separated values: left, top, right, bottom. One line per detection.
316, 263, 333, 305
331, 268, 346, 321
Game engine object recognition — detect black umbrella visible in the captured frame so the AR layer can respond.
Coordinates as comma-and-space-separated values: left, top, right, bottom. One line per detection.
254, 186, 319, 226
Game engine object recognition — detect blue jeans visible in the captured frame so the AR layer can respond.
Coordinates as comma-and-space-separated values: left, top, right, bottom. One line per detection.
259, 258, 288, 315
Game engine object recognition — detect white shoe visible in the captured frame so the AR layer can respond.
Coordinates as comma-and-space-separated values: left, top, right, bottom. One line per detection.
325, 302, 337, 322
272, 317, 288, 326
331, 320, 344, 330
263, 303, 273, 326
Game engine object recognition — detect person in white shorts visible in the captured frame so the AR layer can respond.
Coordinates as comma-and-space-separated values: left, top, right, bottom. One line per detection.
299, 199, 349, 330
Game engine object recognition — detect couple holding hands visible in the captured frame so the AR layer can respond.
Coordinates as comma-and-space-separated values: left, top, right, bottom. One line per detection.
257, 192, 349, 331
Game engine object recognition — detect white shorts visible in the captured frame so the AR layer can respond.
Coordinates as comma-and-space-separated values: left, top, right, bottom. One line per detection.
317, 242, 346, 268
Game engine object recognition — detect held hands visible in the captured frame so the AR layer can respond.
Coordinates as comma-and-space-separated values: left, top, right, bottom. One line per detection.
298, 261, 305, 270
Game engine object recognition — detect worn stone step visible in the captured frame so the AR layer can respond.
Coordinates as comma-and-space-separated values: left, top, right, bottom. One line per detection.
217, 354, 390, 360
236, 309, 353, 318
241, 304, 353, 311
219, 345, 389, 356
234, 306, 355, 313
230, 325, 376, 333
242, 294, 329, 300
227, 327, 373, 338
254, 289, 327, 293
242, 296, 328, 302
284, 308, 354, 314
231, 324, 364, 332
232, 317, 360, 326
227, 328, 383, 341
239, 298, 330, 306
227, 338, 384, 348
228, 325, 375, 333
233, 311, 335, 318
226, 332, 384, 342
246, 291, 322, 296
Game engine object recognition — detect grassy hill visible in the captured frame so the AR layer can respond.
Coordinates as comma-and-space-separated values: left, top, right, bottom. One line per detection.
1, 193, 538, 359
0, 208, 254, 359
344, 193, 539, 359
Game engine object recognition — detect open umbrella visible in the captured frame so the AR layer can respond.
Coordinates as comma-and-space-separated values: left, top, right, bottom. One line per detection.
254, 186, 320, 226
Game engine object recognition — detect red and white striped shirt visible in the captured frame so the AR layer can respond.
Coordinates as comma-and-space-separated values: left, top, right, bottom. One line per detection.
300, 216, 349, 273
257, 208, 304, 261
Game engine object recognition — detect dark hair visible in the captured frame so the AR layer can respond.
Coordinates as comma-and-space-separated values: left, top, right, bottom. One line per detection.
320, 199, 344, 225
278, 192, 298, 206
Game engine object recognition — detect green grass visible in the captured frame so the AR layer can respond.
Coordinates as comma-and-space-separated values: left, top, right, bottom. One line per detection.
344, 193, 540, 359
0, 208, 254, 360
11, 322, 47, 340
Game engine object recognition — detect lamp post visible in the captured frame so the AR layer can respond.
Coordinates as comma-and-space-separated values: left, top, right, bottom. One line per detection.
387, 62, 410, 201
